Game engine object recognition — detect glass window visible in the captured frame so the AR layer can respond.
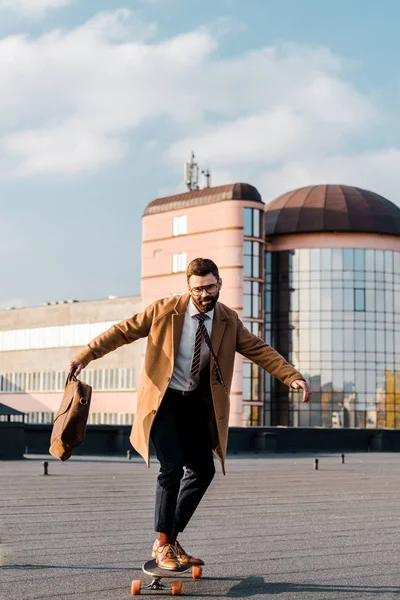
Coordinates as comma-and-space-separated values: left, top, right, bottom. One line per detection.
376, 289, 385, 311
375, 250, 384, 272
343, 289, 353, 311
244, 281, 262, 318
321, 288, 332, 311
343, 249, 354, 271
244, 208, 262, 238
172, 252, 187, 273
243, 281, 252, 317
354, 249, 365, 271
265, 290, 272, 313
332, 329, 343, 351
243, 241, 252, 276
244, 241, 262, 277
253, 210, 261, 238
354, 288, 366, 312
394, 252, 400, 274
244, 208, 252, 236
172, 215, 187, 236
321, 329, 332, 352
298, 249, 310, 274
385, 290, 394, 313
332, 289, 343, 311
242, 363, 251, 399
252, 282, 261, 317
385, 251, 393, 273
310, 248, 320, 272
365, 249, 375, 271
265, 252, 272, 277
252, 242, 261, 278
310, 287, 321, 312
242, 405, 261, 426
332, 248, 343, 270
366, 288, 375, 312
320, 248, 332, 271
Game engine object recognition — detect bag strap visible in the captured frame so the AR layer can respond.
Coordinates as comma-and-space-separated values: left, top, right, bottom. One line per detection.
65, 371, 78, 387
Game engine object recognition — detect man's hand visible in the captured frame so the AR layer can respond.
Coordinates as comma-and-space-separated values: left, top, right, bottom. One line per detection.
291, 379, 312, 403
68, 358, 85, 377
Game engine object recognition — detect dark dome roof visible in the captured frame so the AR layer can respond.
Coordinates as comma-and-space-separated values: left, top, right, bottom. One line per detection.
144, 183, 262, 215
265, 184, 400, 236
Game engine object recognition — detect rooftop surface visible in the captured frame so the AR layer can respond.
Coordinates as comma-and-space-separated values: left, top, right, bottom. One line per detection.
1, 453, 400, 600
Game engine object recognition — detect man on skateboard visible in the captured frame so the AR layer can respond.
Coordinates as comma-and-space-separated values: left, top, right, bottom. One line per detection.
69, 258, 311, 570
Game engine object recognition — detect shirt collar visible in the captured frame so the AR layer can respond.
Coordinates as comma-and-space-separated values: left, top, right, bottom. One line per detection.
188, 297, 214, 320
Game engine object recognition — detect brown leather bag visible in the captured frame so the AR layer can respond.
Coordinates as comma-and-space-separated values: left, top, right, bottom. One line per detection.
49, 373, 92, 461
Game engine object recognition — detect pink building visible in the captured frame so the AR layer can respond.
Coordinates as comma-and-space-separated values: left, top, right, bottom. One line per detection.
142, 183, 265, 427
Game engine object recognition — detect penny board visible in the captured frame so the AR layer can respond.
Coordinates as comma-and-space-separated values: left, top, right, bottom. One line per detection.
142, 559, 191, 578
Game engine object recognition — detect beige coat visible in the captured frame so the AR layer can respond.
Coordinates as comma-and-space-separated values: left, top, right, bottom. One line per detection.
74, 293, 304, 473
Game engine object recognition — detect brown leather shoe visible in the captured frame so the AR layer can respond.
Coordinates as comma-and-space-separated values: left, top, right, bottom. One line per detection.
152, 540, 181, 570
175, 540, 204, 566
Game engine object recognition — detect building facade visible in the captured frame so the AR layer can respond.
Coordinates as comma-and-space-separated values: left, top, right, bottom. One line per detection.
264, 184, 400, 429
2, 182, 400, 430
0, 296, 141, 424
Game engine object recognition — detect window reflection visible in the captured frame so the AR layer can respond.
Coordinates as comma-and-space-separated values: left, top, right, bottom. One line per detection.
267, 247, 399, 430
244, 207, 262, 238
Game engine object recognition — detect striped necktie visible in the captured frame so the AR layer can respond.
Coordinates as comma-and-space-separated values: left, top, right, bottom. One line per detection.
191, 313, 227, 393
191, 313, 207, 376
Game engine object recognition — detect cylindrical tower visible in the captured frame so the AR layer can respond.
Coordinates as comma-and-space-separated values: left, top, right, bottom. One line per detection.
264, 184, 400, 428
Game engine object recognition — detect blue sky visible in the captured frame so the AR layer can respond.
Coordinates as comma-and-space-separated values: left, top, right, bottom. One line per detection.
1, 0, 400, 308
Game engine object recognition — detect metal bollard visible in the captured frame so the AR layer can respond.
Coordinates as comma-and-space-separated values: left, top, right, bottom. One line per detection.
314, 458, 319, 470
127, 450, 131, 460
341, 454, 345, 464
43, 461, 49, 475
24, 446, 29, 455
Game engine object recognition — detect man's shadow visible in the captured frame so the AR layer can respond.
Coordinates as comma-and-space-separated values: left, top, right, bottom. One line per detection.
226, 577, 400, 597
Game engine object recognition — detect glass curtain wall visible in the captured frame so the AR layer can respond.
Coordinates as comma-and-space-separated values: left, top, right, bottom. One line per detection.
242, 207, 264, 426
265, 247, 400, 428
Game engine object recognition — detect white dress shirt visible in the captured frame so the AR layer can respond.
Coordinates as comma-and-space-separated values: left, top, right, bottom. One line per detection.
170, 298, 214, 392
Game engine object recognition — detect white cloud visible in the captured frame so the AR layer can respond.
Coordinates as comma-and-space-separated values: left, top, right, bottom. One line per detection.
256, 149, 400, 205
0, 5, 397, 207
0, 0, 73, 18
1, 123, 126, 175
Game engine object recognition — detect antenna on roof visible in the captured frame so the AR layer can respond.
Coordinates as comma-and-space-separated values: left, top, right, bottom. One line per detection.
184, 152, 199, 191
201, 168, 211, 188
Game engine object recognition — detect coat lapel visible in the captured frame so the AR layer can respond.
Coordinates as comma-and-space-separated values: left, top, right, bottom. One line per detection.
211, 302, 226, 356
172, 294, 190, 367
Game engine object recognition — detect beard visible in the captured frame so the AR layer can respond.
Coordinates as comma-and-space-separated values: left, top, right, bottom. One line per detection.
192, 290, 220, 313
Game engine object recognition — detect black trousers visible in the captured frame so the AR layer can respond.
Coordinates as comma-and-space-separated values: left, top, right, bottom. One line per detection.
150, 388, 216, 534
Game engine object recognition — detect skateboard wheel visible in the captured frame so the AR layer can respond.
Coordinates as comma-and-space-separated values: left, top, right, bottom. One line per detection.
171, 580, 182, 595
131, 579, 141, 595
192, 566, 202, 579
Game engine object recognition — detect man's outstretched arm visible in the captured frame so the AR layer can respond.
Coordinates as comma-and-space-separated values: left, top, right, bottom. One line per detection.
69, 303, 155, 376
235, 317, 311, 403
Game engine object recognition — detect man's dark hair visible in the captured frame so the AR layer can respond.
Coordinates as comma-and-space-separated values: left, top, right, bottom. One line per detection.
186, 258, 219, 282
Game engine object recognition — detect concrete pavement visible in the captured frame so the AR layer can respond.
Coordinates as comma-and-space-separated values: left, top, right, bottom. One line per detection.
1, 452, 400, 599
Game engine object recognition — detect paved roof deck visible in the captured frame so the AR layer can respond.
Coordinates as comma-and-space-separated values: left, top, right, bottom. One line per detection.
1, 453, 400, 599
